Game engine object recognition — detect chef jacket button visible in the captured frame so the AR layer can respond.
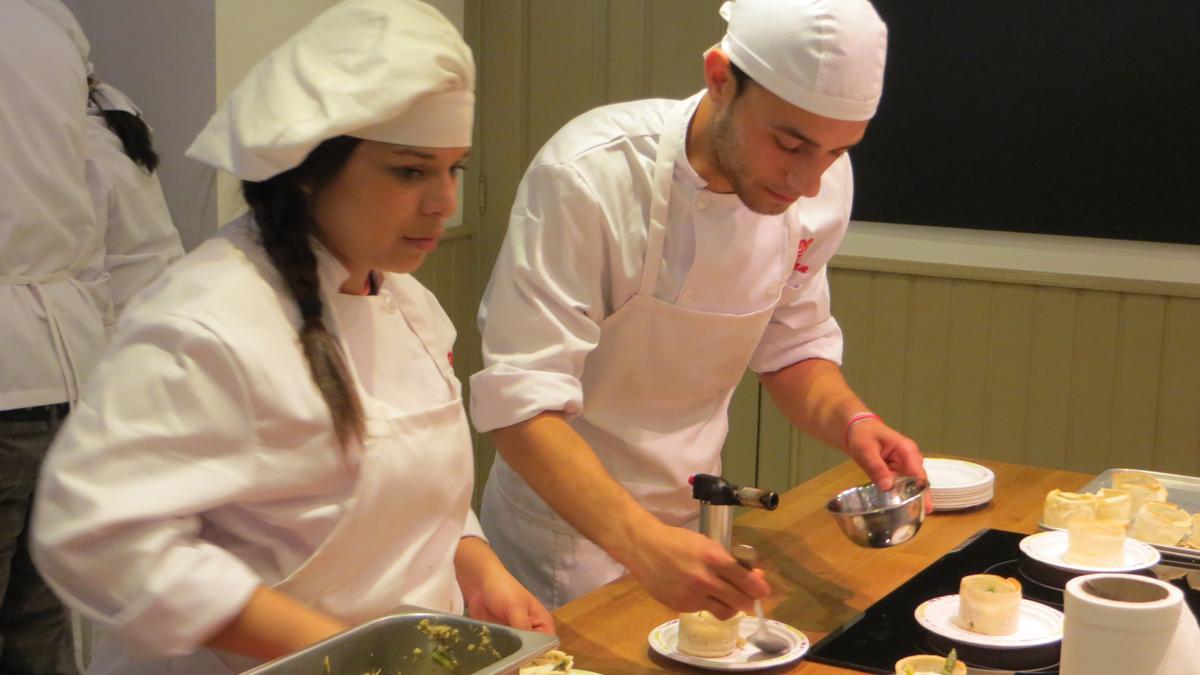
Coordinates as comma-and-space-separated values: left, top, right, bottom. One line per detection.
696, 194, 709, 211
381, 292, 399, 315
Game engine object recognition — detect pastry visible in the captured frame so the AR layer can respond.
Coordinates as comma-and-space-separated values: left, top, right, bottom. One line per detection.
1093, 487, 1133, 524
520, 650, 573, 674
1042, 489, 1098, 528
1131, 501, 1191, 546
956, 574, 1021, 635
1111, 472, 1168, 515
677, 610, 743, 658
1064, 519, 1127, 568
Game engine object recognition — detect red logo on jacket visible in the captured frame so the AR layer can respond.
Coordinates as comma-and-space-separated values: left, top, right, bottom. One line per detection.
794, 238, 815, 273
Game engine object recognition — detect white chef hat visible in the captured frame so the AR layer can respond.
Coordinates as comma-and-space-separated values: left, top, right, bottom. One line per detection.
187, 0, 474, 182
718, 0, 887, 121
89, 81, 142, 117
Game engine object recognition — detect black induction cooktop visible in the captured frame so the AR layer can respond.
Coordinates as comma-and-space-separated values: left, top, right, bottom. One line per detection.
806, 528, 1200, 674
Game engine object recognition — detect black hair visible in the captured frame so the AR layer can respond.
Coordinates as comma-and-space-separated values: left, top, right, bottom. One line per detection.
730, 61, 755, 101
89, 87, 160, 173
242, 136, 367, 450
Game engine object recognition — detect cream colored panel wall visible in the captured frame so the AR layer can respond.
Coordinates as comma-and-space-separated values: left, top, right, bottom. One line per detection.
777, 269, 1200, 486
1156, 297, 1200, 476
212, 0, 342, 223
470, 0, 730, 497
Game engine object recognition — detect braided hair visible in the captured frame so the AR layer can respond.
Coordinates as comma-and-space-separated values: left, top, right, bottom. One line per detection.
88, 83, 160, 173
242, 136, 366, 450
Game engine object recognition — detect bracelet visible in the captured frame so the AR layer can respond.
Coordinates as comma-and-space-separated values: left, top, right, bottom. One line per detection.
844, 412, 882, 449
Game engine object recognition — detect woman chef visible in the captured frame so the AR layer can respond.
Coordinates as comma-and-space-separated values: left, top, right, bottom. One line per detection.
30, 1, 551, 673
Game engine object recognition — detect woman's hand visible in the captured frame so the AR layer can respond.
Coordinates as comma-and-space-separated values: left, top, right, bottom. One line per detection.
455, 536, 555, 634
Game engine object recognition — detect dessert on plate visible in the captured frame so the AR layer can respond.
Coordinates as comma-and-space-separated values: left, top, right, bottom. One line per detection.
519, 649, 574, 674
677, 610, 744, 658
1063, 518, 1127, 568
955, 574, 1021, 635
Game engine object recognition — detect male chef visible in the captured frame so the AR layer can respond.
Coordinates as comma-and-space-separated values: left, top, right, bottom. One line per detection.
470, 0, 926, 616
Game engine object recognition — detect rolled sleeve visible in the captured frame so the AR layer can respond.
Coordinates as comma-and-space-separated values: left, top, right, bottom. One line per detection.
470, 163, 608, 433
31, 314, 266, 657
461, 509, 486, 542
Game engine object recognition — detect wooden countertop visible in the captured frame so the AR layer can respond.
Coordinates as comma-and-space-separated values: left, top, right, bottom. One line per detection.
551, 457, 1092, 673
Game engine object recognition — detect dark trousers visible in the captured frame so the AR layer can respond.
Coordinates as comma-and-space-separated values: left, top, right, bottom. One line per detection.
0, 404, 78, 675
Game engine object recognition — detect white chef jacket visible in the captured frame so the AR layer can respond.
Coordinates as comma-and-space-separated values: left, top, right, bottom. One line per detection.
470, 91, 849, 433
31, 215, 484, 660
83, 100, 183, 325
0, 0, 108, 410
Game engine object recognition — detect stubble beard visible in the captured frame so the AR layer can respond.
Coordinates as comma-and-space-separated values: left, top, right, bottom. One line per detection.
710, 107, 788, 216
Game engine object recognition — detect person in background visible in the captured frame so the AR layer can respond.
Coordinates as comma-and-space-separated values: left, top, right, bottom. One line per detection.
0, 1, 107, 672
471, 0, 926, 615
31, 2, 551, 674
84, 76, 184, 327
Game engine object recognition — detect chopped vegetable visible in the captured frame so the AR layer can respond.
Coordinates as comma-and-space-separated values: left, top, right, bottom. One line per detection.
431, 651, 456, 670
323, 655, 331, 672
942, 648, 958, 675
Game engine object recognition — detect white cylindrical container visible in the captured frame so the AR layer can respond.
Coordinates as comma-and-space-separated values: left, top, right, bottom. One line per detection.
1061, 573, 1182, 675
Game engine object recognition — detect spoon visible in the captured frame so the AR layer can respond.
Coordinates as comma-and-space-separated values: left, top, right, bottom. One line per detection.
730, 544, 789, 654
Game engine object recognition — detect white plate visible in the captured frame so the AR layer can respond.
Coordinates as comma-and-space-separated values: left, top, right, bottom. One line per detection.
932, 496, 993, 511
924, 458, 995, 491
1019, 530, 1161, 572
647, 617, 809, 671
915, 595, 1063, 649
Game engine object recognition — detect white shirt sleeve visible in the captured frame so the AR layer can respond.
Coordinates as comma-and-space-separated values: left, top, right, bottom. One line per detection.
748, 266, 844, 373
32, 314, 262, 658
748, 158, 853, 373
469, 162, 610, 433
462, 509, 486, 541
84, 117, 184, 325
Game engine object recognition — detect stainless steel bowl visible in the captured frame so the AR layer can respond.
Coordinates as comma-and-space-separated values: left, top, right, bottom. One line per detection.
826, 476, 928, 547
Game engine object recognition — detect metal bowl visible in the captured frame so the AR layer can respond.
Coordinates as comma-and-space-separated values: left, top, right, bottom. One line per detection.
242, 606, 558, 674
826, 476, 928, 548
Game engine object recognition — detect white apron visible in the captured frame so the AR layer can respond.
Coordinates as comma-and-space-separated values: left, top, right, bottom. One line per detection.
86, 279, 474, 675
482, 101, 802, 608
0, 270, 107, 406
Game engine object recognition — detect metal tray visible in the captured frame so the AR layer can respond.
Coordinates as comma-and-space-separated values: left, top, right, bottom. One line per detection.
242, 606, 558, 675
1040, 468, 1200, 569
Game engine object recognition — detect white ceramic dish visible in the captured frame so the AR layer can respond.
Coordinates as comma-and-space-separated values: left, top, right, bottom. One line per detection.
1019, 530, 1160, 573
647, 617, 808, 671
932, 496, 993, 511
925, 458, 995, 491
914, 595, 1063, 649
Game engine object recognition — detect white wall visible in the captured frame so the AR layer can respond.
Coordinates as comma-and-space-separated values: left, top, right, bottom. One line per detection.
211, 0, 343, 223
63, 0, 466, 250
64, 0, 216, 251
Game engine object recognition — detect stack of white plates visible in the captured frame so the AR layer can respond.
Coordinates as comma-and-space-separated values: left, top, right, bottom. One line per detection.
924, 458, 995, 511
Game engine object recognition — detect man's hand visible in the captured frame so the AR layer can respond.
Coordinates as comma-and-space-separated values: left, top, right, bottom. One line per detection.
845, 418, 931, 512
621, 522, 770, 619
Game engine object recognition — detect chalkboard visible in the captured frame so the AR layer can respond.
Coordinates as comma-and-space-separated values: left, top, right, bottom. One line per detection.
850, 1, 1200, 245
